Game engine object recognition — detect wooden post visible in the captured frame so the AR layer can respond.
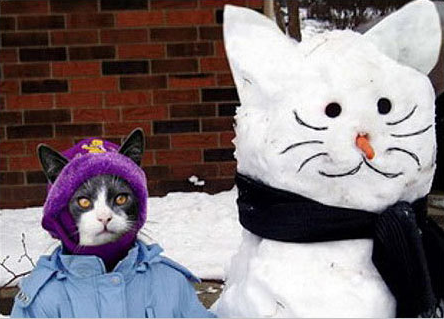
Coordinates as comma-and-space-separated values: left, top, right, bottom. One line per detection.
287, 0, 302, 42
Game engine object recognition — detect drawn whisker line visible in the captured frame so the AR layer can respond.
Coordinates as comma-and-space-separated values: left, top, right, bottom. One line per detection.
280, 140, 324, 155
319, 161, 363, 178
386, 105, 417, 126
386, 147, 421, 167
390, 124, 432, 138
363, 159, 403, 179
293, 110, 328, 131
297, 152, 329, 173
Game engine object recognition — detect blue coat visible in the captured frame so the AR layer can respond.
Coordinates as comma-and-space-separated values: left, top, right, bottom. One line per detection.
11, 241, 214, 318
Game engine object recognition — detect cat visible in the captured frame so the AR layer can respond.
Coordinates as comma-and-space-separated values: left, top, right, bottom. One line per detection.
37, 129, 144, 247
216, 0, 443, 318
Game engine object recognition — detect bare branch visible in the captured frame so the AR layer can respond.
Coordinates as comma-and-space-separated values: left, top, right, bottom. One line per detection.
17, 233, 35, 268
274, 0, 286, 34
287, 0, 302, 42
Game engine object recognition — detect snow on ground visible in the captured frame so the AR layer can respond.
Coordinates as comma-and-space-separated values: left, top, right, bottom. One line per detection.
0, 188, 242, 287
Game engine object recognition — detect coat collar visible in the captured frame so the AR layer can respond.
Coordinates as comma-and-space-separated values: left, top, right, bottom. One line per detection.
48, 241, 163, 279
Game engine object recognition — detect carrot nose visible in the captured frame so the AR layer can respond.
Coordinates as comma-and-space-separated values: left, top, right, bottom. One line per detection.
356, 134, 375, 160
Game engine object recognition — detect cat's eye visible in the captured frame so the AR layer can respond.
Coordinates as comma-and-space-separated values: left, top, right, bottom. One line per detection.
78, 197, 91, 209
325, 103, 342, 118
377, 98, 392, 115
115, 194, 128, 206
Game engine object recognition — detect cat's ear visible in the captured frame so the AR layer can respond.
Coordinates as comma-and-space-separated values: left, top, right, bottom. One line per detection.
364, 0, 442, 75
37, 144, 69, 184
119, 128, 145, 166
223, 5, 300, 105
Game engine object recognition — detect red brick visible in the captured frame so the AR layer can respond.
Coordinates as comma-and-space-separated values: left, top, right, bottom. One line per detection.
118, 44, 165, 59
202, 118, 234, 132
0, 111, 22, 125
171, 134, 218, 149
0, 172, 25, 185
166, 10, 214, 25
0, 81, 19, 95
120, 76, 167, 90
122, 106, 167, 121
73, 109, 120, 123
200, 0, 246, 7
146, 136, 170, 150
0, 141, 25, 155
201, 57, 230, 72
152, 59, 198, 74
167, 43, 213, 57
116, 11, 163, 27
2, 32, 48, 47
247, 0, 264, 8
220, 161, 236, 176
220, 131, 235, 147
9, 156, 41, 170
55, 124, 102, 137
7, 124, 53, 139
101, 29, 147, 44
156, 150, 202, 165
17, 15, 64, 30
50, 0, 97, 13
199, 26, 222, 40
150, 27, 197, 42
1, 49, 18, 63
51, 30, 98, 45
71, 77, 117, 92
0, 185, 47, 205
203, 178, 234, 194
170, 163, 218, 179
7, 95, 53, 110
52, 62, 100, 77
25, 138, 73, 154
0, 158, 7, 171
0, 17, 15, 30
104, 122, 151, 136
142, 152, 154, 166
151, 0, 197, 9
1, 1, 48, 14
24, 109, 70, 124
153, 90, 199, 104
143, 166, 170, 180
170, 104, 215, 118
67, 13, 114, 28
105, 91, 150, 107
215, 41, 226, 57
169, 74, 215, 88
217, 73, 235, 86
3, 63, 50, 79
56, 93, 102, 108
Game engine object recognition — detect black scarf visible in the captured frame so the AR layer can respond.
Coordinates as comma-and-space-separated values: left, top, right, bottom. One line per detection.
236, 173, 444, 318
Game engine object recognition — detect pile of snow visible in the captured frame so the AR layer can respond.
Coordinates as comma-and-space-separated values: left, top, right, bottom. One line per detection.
0, 188, 242, 287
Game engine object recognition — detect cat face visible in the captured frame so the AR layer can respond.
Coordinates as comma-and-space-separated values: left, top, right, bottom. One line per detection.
69, 175, 138, 246
224, 1, 442, 211
38, 129, 145, 246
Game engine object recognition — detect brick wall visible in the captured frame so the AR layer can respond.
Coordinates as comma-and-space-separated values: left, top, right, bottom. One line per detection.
0, 0, 264, 209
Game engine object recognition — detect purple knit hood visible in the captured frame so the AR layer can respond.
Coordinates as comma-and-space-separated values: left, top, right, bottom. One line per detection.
42, 137, 148, 270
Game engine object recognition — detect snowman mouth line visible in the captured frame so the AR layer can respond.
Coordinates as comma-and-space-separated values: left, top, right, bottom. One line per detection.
318, 158, 403, 179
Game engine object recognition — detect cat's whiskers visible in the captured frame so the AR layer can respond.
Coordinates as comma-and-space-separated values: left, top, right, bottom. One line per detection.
386, 105, 418, 126
280, 140, 324, 155
386, 147, 421, 168
390, 124, 433, 138
298, 152, 330, 173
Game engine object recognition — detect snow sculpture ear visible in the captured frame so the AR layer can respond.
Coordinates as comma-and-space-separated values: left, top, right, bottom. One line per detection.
364, 0, 442, 75
223, 5, 300, 105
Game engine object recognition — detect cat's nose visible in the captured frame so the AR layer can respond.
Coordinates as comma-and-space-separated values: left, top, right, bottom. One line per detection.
98, 216, 112, 225
356, 133, 375, 160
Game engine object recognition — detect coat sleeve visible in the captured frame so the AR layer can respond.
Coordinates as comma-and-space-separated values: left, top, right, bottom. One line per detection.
178, 276, 217, 318
11, 294, 52, 318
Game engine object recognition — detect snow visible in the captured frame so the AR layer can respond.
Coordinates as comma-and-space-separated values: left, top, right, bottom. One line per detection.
217, 2, 441, 317
0, 188, 242, 287
188, 175, 205, 186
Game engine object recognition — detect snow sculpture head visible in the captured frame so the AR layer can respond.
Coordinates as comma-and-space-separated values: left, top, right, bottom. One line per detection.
225, 0, 442, 212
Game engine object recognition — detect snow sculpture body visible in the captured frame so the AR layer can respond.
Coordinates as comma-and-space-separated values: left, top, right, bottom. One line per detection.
216, 1, 443, 317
